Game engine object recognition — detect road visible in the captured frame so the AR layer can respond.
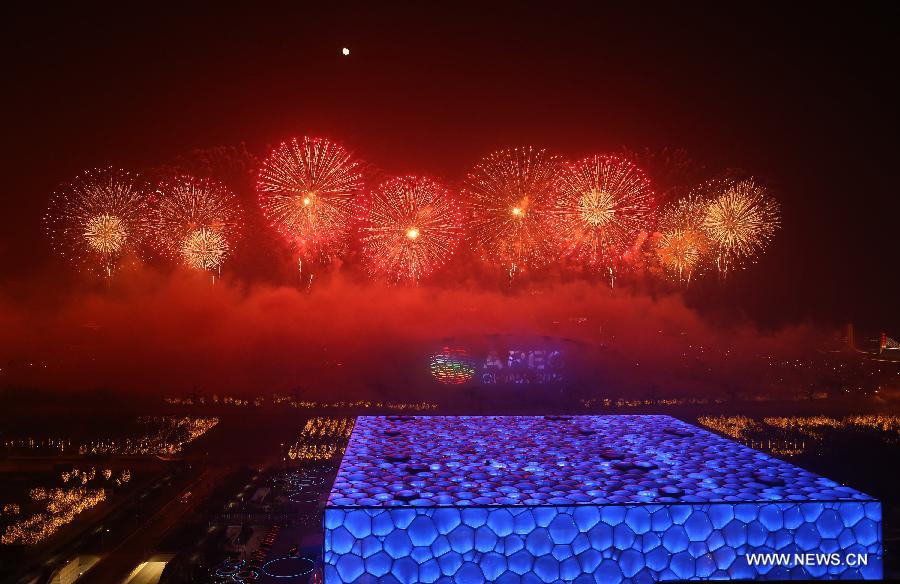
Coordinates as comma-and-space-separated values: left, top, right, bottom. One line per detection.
5, 412, 296, 584
5, 469, 177, 584
78, 466, 233, 584
120, 555, 174, 584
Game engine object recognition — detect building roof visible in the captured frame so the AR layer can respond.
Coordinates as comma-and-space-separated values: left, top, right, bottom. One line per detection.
327, 415, 873, 508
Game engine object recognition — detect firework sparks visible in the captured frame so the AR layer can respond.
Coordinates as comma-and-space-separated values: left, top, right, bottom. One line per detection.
257, 137, 364, 264
359, 176, 463, 282
551, 154, 655, 277
655, 195, 710, 282
181, 228, 228, 271
44, 168, 150, 276
154, 176, 242, 272
463, 147, 563, 277
702, 179, 780, 274
83, 214, 127, 255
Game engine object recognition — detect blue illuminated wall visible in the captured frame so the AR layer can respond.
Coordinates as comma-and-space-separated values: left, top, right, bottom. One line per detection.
324, 416, 883, 582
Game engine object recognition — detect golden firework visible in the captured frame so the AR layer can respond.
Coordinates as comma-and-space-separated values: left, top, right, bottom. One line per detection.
551, 154, 655, 279
44, 168, 151, 276
83, 214, 127, 255
181, 228, 228, 271
702, 179, 780, 274
154, 176, 242, 272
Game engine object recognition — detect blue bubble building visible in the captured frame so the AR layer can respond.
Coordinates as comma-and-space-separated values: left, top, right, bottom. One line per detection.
323, 415, 882, 582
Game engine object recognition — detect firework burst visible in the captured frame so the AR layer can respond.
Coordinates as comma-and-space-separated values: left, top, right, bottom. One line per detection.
257, 137, 364, 264
84, 214, 127, 255
702, 179, 780, 274
655, 195, 710, 282
181, 228, 229, 271
154, 176, 242, 272
359, 176, 463, 282
551, 154, 656, 277
44, 168, 151, 276
463, 147, 563, 277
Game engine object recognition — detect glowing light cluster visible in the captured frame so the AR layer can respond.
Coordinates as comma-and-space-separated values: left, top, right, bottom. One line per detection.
552, 154, 655, 274
287, 417, 354, 461
288, 444, 339, 461
300, 416, 355, 439
764, 415, 900, 439
464, 147, 563, 276
154, 176, 242, 272
697, 415, 759, 440
2, 417, 217, 458
763, 415, 842, 438
44, 168, 151, 276
1, 487, 106, 545
61, 467, 94, 484
581, 397, 722, 409
359, 176, 463, 282
54, 466, 127, 487
279, 400, 438, 411
166, 394, 440, 411
83, 416, 215, 456
429, 347, 476, 384
699, 414, 900, 459
701, 178, 780, 274
257, 136, 364, 263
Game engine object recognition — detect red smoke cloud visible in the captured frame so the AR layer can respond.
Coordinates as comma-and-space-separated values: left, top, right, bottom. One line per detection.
0, 266, 820, 399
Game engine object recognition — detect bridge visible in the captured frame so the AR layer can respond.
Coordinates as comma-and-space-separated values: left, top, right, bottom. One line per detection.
880, 332, 900, 354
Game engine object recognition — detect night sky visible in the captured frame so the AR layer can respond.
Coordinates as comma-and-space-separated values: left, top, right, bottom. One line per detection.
2, 3, 898, 330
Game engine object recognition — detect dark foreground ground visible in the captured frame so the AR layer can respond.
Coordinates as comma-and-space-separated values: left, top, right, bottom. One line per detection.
1, 389, 899, 583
